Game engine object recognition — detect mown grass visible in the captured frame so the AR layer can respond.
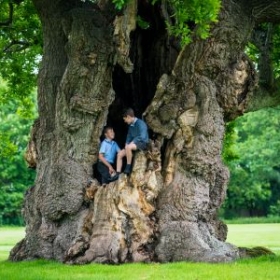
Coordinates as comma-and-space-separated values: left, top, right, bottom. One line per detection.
1, 256, 280, 280
227, 223, 280, 255
0, 227, 25, 261
0, 224, 279, 280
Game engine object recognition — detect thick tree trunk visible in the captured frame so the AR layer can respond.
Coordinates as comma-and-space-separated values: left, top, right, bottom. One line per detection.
144, 0, 258, 262
9, 0, 274, 263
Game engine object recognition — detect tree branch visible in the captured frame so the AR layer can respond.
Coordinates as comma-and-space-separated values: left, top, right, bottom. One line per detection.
242, 0, 280, 24
251, 23, 274, 88
3, 40, 31, 53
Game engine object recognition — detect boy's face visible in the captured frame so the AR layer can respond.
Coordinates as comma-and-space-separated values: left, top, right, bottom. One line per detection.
105, 129, 115, 140
123, 115, 134, 125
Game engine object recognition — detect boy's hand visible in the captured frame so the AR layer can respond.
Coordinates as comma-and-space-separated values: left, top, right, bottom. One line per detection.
109, 166, 115, 174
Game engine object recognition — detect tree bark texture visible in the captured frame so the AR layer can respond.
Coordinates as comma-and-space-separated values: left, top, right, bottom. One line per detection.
9, 0, 280, 263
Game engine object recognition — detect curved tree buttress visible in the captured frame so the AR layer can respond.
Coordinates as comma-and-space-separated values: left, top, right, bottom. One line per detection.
10, 0, 272, 263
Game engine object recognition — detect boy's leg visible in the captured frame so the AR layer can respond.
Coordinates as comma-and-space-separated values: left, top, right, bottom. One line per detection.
97, 162, 110, 184
124, 143, 137, 174
116, 149, 126, 173
125, 143, 137, 165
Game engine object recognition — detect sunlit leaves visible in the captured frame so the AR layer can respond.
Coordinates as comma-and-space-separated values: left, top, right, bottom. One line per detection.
165, 0, 221, 46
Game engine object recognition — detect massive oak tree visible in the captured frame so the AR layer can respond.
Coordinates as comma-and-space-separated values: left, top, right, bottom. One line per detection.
9, 0, 280, 263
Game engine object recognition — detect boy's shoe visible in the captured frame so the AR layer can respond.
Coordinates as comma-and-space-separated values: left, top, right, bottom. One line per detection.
109, 173, 119, 182
124, 165, 132, 175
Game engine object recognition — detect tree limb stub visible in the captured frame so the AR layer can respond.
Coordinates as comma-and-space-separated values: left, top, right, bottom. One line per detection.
113, 0, 137, 73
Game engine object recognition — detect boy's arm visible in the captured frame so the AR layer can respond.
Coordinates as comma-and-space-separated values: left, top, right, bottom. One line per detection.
132, 121, 148, 143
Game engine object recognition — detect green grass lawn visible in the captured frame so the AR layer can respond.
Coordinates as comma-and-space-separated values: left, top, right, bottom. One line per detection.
227, 223, 280, 255
0, 224, 279, 280
0, 227, 25, 261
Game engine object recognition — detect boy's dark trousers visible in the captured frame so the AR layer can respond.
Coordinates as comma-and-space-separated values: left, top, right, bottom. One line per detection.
97, 161, 112, 184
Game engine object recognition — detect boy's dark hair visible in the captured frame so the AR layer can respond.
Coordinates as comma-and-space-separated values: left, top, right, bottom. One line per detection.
103, 126, 113, 135
123, 108, 135, 118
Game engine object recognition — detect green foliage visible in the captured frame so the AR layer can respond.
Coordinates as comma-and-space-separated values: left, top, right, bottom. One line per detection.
0, 80, 37, 225
247, 23, 280, 79
166, 0, 221, 46
222, 121, 239, 163
112, 0, 129, 10
137, 16, 150, 30
269, 200, 280, 216
0, 0, 39, 225
245, 42, 259, 64
222, 107, 280, 218
0, 0, 42, 100
269, 24, 280, 78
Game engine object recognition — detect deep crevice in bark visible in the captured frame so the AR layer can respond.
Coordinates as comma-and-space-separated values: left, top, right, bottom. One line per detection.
109, 2, 178, 148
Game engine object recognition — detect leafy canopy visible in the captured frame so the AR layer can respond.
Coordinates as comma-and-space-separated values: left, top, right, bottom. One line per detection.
0, 0, 42, 101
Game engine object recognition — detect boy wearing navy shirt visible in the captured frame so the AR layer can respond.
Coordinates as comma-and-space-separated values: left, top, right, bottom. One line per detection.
97, 126, 120, 184
117, 108, 149, 175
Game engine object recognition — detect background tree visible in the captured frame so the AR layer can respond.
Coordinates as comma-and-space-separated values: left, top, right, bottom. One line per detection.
0, 0, 41, 96
0, 0, 39, 226
222, 106, 280, 218
2, 0, 280, 264
0, 80, 37, 225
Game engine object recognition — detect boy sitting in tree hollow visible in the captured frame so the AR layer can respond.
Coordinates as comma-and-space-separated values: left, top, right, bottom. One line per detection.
116, 108, 149, 175
97, 126, 120, 184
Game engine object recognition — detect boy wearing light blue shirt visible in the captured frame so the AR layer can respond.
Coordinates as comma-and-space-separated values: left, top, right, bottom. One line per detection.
97, 127, 120, 184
